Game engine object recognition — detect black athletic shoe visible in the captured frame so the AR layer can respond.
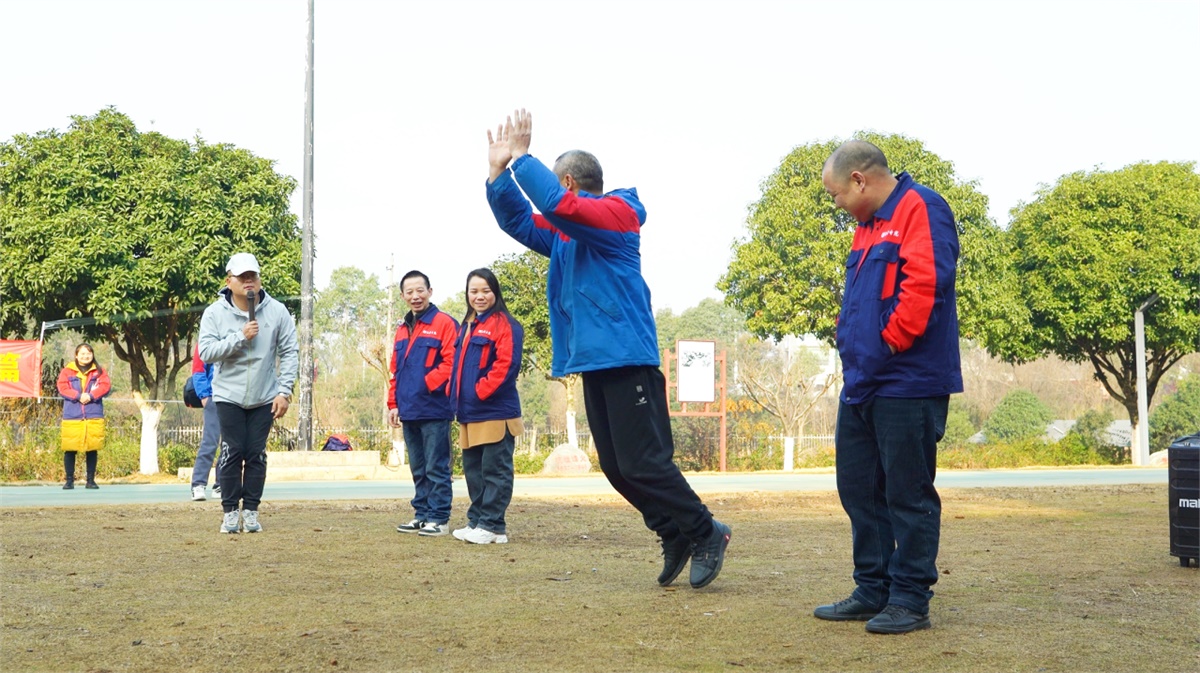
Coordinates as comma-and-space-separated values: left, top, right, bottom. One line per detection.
657, 534, 692, 586
63, 481, 74, 490
813, 597, 883, 621
865, 605, 931, 634
85, 481, 99, 489
688, 519, 731, 589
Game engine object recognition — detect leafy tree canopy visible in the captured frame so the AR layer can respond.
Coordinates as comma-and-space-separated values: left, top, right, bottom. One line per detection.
1000, 161, 1200, 427
719, 132, 1014, 349
0, 108, 300, 399
489, 250, 551, 379
1150, 375, 1200, 453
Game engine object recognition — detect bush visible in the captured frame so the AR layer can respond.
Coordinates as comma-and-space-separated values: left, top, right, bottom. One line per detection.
1150, 375, 1200, 453
942, 407, 976, 447
983, 390, 1053, 442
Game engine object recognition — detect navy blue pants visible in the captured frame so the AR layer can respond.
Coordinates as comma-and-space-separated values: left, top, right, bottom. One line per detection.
836, 395, 948, 614
583, 366, 713, 543
402, 419, 453, 525
461, 431, 515, 534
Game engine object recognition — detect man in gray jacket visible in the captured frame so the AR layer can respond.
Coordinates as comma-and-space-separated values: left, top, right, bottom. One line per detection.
199, 253, 298, 534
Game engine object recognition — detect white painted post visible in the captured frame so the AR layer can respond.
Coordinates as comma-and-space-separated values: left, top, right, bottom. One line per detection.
1133, 294, 1159, 466
783, 436, 795, 471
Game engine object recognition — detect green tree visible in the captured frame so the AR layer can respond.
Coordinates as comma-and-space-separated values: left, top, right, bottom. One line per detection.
1150, 375, 1200, 453
490, 250, 582, 447
313, 267, 390, 427
718, 132, 1016, 350
1070, 408, 1116, 452
0, 108, 299, 471
999, 162, 1200, 441
983, 390, 1053, 443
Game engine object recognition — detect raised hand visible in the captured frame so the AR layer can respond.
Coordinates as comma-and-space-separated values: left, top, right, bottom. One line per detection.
508, 108, 532, 159
487, 123, 512, 182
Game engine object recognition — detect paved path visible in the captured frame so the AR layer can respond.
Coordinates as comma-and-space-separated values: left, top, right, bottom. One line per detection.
0, 468, 1167, 508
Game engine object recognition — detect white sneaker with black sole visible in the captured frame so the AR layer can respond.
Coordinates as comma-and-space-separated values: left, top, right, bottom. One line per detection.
417, 522, 449, 537
191, 486, 206, 501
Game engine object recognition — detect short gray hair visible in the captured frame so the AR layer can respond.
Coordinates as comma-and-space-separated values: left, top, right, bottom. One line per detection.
553, 150, 604, 194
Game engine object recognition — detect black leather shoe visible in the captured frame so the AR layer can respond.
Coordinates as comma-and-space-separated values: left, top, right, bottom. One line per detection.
813, 597, 883, 621
657, 534, 692, 586
63, 481, 74, 490
85, 481, 99, 490
688, 519, 731, 589
865, 605, 931, 634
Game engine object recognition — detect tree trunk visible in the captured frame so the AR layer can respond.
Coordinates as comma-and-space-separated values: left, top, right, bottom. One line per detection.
133, 392, 162, 475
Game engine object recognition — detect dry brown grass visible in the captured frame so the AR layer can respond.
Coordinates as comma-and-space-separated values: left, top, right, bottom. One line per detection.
2, 485, 1197, 673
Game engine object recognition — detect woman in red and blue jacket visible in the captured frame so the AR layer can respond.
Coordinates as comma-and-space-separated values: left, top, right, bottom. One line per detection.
449, 268, 524, 544
55, 343, 112, 489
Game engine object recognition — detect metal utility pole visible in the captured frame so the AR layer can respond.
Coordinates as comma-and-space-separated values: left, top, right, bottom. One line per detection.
297, 0, 316, 451
1133, 292, 1159, 466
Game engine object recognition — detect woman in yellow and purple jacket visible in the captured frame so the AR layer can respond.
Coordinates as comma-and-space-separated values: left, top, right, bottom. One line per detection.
55, 343, 112, 489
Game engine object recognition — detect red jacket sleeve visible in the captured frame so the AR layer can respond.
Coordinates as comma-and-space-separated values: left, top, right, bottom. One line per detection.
881, 196, 937, 352
90, 369, 112, 399
56, 367, 78, 400
423, 314, 458, 393
475, 318, 514, 401
191, 344, 206, 375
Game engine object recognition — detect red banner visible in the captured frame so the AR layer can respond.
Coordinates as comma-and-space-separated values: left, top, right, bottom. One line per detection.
0, 340, 42, 398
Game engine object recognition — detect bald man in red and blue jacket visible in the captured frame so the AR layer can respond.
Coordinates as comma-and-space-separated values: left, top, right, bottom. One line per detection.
814, 140, 963, 634
485, 109, 730, 590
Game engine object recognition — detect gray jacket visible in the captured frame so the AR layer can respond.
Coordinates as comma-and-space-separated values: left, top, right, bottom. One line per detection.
198, 288, 298, 409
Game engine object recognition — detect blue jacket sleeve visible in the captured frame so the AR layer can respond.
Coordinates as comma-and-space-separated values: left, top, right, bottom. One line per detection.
486, 170, 555, 257
510, 154, 640, 255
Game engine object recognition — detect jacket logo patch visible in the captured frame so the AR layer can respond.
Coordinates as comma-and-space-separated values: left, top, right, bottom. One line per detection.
880, 229, 900, 239
421, 329, 438, 336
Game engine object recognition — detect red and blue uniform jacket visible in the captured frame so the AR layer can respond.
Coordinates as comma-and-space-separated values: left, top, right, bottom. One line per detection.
486, 154, 660, 377
450, 308, 524, 423
836, 172, 964, 404
56, 363, 111, 420
387, 305, 459, 421
190, 343, 214, 400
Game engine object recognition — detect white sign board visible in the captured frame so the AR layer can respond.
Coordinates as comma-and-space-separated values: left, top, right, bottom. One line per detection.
677, 340, 715, 403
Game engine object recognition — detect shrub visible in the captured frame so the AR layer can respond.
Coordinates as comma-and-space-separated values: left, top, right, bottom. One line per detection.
1150, 375, 1200, 453
983, 390, 1053, 442
942, 407, 976, 447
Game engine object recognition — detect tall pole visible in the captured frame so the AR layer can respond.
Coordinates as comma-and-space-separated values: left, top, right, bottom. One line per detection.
298, 0, 316, 451
1133, 292, 1159, 466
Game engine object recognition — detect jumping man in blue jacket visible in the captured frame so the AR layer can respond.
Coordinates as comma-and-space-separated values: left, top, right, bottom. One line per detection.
485, 109, 730, 589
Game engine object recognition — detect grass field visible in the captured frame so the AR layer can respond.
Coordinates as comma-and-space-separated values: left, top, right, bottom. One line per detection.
2, 484, 1196, 673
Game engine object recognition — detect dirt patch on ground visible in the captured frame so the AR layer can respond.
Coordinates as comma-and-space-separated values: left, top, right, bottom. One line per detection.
2, 484, 1196, 672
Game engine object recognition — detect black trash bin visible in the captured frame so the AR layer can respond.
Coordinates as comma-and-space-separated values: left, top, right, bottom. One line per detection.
1168, 433, 1200, 568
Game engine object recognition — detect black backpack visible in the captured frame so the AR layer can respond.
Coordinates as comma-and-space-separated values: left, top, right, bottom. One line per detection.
183, 378, 203, 409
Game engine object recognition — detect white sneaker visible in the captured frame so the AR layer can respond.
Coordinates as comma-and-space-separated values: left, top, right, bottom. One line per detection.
191, 486, 206, 501
463, 527, 508, 545
242, 509, 262, 533
211, 484, 221, 499
452, 524, 475, 540
219, 510, 240, 534
417, 521, 449, 537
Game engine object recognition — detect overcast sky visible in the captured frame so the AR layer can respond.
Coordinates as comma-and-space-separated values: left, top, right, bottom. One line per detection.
3, 0, 1198, 311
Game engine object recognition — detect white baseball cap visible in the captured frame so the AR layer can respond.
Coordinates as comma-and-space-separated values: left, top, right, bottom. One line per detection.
226, 252, 261, 276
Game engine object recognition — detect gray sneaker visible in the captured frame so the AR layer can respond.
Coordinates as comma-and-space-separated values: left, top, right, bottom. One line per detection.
242, 510, 262, 533
219, 510, 240, 534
